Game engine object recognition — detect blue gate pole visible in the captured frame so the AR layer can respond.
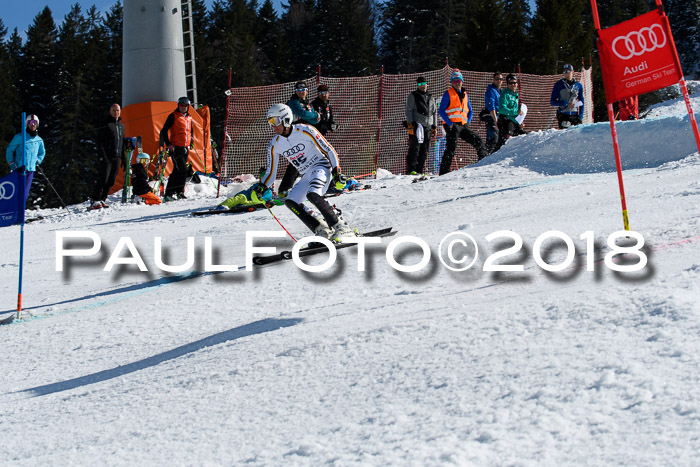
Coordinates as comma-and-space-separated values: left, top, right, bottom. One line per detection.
16, 112, 26, 320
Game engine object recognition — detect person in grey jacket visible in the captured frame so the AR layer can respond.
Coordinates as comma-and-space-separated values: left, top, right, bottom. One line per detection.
405, 76, 438, 175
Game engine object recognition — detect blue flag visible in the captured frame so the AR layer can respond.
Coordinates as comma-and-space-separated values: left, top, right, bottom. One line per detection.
0, 171, 23, 227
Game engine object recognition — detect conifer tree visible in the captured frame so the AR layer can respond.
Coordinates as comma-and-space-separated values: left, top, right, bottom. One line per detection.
454, 0, 503, 71
316, 0, 378, 76
19, 7, 59, 208
499, 0, 532, 72
380, 0, 446, 74
665, 0, 700, 79
103, 2, 123, 103
281, 0, 318, 78
256, 0, 292, 83
527, 0, 593, 74
0, 22, 21, 160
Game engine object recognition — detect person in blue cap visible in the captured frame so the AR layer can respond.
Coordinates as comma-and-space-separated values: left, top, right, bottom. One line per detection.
550, 64, 584, 129
438, 69, 489, 175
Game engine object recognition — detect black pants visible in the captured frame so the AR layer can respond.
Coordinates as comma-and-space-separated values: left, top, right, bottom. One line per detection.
484, 115, 499, 151
405, 131, 432, 174
165, 146, 189, 196
92, 157, 120, 201
495, 116, 526, 152
440, 123, 488, 175
278, 164, 299, 193
557, 113, 582, 129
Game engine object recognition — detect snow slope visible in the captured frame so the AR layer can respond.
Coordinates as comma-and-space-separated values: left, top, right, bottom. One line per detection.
1, 92, 699, 465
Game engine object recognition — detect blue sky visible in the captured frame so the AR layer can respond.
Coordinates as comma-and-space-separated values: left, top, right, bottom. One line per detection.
2, 0, 285, 38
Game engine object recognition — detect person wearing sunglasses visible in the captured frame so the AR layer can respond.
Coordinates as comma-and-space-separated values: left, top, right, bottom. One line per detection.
160, 96, 195, 201
405, 76, 437, 175
278, 81, 322, 197
438, 69, 489, 175
550, 63, 584, 129
311, 84, 337, 136
256, 103, 356, 242
5, 114, 46, 206
495, 74, 527, 151
483, 72, 503, 152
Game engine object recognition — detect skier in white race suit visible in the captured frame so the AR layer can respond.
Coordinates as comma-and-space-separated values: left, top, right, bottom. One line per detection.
253, 103, 356, 241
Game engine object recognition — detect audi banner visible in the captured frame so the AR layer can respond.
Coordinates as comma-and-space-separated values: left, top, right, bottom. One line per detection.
597, 9, 681, 104
0, 171, 23, 227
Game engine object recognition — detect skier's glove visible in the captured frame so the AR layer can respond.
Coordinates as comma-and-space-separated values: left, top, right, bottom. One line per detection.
430, 125, 437, 138
407, 122, 415, 136
330, 122, 339, 132
332, 168, 347, 190
252, 183, 273, 203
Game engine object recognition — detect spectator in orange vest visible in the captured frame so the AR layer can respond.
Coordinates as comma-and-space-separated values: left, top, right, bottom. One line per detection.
618, 95, 638, 120
438, 69, 489, 175
160, 96, 194, 201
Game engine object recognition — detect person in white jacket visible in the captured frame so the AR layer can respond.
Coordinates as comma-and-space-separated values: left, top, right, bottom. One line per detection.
254, 103, 356, 241
5, 114, 46, 205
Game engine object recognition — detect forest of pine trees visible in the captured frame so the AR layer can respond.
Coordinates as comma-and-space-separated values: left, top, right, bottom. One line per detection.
0, 0, 698, 208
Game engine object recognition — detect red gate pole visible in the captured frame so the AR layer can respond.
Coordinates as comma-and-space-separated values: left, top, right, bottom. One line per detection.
591, 0, 631, 230
217, 69, 233, 198
373, 65, 384, 179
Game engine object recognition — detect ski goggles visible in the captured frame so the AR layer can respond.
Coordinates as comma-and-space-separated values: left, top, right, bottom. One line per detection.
295, 87, 307, 92
27, 119, 39, 126
267, 116, 284, 126
319, 91, 329, 95
417, 82, 427, 86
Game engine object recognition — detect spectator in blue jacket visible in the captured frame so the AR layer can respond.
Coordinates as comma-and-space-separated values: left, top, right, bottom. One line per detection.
550, 63, 584, 129
279, 81, 322, 195
483, 71, 503, 152
5, 114, 46, 204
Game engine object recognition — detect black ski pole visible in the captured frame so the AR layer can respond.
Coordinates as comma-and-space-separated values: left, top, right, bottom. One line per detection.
36, 166, 72, 214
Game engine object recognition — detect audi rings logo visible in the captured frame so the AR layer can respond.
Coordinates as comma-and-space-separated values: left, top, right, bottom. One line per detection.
0, 181, 16, 200
612, 24, 666, 60
282, 144, 306, 158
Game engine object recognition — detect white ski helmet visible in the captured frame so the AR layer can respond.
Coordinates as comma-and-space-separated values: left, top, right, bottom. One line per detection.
266, 103, 293, 128
26, 114, 39, 127
137, 153, 151, 163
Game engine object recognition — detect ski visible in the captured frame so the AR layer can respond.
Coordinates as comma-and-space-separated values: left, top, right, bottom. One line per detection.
324, 185, 372, 198
252, 227, 396, 266
412, 175, 435, 183
191, 204, 266, 216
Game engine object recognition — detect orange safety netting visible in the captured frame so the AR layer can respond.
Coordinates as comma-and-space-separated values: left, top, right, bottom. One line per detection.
222, 65, 593, 180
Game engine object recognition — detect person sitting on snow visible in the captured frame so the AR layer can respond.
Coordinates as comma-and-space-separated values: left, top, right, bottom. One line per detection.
131, 153, 162, 205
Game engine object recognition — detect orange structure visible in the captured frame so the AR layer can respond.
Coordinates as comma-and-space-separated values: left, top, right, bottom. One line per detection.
110, 102, 214, 194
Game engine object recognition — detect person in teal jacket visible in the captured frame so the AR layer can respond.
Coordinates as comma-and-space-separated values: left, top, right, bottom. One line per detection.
5, 114, 46, 204
495, 74, 526, 151
279, 81, 322, 195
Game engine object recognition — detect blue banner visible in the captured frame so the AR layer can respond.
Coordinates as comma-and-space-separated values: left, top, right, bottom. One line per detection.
0, 171, 23, 227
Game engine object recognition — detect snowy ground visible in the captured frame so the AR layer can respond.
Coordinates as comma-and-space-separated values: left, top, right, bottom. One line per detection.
1, 91, 699, 465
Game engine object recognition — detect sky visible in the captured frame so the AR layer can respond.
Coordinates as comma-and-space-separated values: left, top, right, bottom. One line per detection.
1, 89, 699, 464
1, 0, 285, 38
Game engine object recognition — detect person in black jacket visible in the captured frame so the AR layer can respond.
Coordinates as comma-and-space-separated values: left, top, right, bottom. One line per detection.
91, 104, 131, 209
311, 84, 337, 136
